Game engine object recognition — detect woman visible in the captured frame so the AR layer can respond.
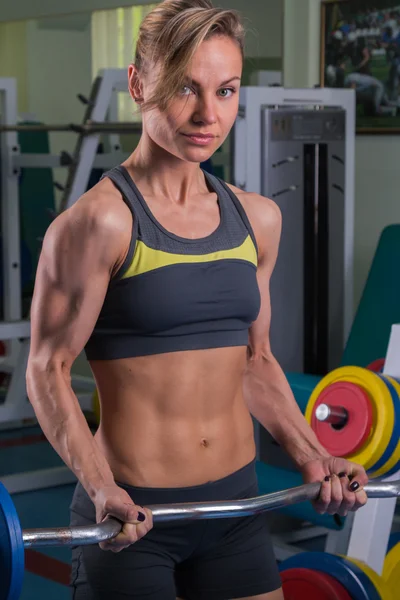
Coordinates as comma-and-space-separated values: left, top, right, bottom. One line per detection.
26, 1, 368, 599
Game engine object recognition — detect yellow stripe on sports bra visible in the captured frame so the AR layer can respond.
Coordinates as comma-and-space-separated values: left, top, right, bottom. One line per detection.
122, 234, 258, 279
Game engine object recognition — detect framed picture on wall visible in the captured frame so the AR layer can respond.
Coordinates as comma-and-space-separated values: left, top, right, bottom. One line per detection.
321, 0, 400, 133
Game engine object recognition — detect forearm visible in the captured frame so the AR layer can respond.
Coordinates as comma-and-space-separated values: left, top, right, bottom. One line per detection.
244, 353, 330, 468
26, 363, 114, 501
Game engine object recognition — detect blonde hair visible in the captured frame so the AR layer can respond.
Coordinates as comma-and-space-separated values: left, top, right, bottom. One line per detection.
135, 0, 245, 112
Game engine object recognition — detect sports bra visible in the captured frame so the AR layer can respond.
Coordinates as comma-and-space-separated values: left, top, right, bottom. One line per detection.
84, 166, 261, 360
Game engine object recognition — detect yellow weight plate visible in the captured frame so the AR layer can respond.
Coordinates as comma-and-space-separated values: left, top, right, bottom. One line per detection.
92, 388, 100, 423
306, 366, 394, 471
369, 377, 400, 478
346, 556, 394, 600
383, 542, 400, 598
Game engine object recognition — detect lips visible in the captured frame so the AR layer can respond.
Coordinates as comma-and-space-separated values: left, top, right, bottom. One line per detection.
184, 134, 215, 139
182, 133, 216, 145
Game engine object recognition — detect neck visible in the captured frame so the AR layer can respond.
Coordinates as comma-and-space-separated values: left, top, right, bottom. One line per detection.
124, 132, 209, 205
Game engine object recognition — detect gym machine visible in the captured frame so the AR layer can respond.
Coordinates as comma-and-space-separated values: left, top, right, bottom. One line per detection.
233, 86, 356, 375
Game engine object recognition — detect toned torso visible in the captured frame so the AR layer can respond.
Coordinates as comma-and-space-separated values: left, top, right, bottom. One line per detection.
91, 169, 263, 488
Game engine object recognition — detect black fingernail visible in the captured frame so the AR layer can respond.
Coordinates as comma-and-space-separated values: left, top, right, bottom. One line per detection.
324, 476, 331, 482
349, 481, 360, 492
348, 474, 354, 481
137, 512, 146, 522
338, 472, 347, 478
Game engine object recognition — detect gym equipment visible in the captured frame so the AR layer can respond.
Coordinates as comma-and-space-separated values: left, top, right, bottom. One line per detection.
234, 88, 355, 377
280, 568, 352, 599
383, 535, 400, 598
367, 358, 385, 373
288, 223, 400, 425
1, 477, 400, 599
0, 121, 142, 134
280, 552, 394, 600
312, 380, 373, 457
305, 366, 400, 478
256, 461, 345, 531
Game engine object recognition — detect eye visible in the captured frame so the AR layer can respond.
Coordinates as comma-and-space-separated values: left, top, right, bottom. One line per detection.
181, 85, 194, 96
218, 87, 236, 98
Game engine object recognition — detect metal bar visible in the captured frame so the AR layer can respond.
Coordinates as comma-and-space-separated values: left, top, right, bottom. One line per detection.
0, 122, 142, 134
23, 518, 120, 548
22, 479, 400, 548
12, 153, 130, 169
315, 403, 348, 426
0, 320, 30, 340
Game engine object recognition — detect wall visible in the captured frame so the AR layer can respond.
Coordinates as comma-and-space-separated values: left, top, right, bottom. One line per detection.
0, 21, 29, 113
0, 0, 283, 59
283, 0, 400, 314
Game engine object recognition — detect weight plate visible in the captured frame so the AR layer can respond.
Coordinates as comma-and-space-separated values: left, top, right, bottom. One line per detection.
0, 482, 24, 600
306, 366, 394, 471
368, 375, 400, 476
369, 376, 400, 478
281, 567, 352, 599
366, 358, 385, 373
346, 556, 395, 600
383, 540, 400, 598
387, 532, 400, 554
279, 552, 381, 600
311, 381, 373, 456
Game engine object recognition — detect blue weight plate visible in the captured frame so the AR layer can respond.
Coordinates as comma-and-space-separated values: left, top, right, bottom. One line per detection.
279, 552, 380, 600
0, 482, 24, 600
387, 532, 400, 553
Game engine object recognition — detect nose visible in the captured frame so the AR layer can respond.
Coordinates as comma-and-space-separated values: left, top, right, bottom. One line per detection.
192, 93, 217, 126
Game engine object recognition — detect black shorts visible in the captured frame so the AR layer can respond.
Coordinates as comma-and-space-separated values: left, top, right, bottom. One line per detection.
69, 459, 282, 600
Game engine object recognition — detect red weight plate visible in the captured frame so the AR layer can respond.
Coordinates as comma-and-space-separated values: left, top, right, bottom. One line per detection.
281, 567, 352, 600
366, 358, 385, 373
311, 381, 373, 457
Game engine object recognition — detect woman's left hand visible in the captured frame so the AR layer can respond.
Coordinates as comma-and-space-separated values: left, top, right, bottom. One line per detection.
301, 456, 369, 516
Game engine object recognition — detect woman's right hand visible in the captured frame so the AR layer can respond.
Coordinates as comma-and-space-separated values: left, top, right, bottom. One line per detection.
94, 484, 154, 552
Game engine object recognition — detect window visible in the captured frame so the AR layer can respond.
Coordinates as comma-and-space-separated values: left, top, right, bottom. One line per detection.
91, 4, 157, 122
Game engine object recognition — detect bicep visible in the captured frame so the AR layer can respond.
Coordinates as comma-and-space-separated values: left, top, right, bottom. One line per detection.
29, 209, 118, 368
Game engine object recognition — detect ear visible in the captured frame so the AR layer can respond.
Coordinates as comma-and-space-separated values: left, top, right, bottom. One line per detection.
128, 64, 144, 103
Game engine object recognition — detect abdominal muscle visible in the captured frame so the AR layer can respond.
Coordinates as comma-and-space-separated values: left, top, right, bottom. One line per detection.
90, 346, 256, 488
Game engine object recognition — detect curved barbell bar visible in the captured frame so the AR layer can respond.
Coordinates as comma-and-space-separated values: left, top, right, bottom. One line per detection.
23, 479, 400, 548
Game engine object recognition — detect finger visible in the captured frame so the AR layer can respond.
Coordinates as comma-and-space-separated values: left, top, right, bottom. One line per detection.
336, 472, 356, 515
314, 476, 332, 514
100, 523, 140, 551
326, 474, 343, 515
351, 489, 368, 511
104, 509, 154, 549
347, 464, 369, 490
103, 500, 146, 525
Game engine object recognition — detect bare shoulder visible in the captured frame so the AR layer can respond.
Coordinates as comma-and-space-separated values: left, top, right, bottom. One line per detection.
69, 177, 131, 234
43, 177, 132, 275
225, 183, 281, 251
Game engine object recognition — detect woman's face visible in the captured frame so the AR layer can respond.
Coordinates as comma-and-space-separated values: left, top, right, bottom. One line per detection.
130, 35, 242, 163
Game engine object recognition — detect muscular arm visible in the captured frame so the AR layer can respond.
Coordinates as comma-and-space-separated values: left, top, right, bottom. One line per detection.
242, 195, 329, 468
26, 188, 131, 500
